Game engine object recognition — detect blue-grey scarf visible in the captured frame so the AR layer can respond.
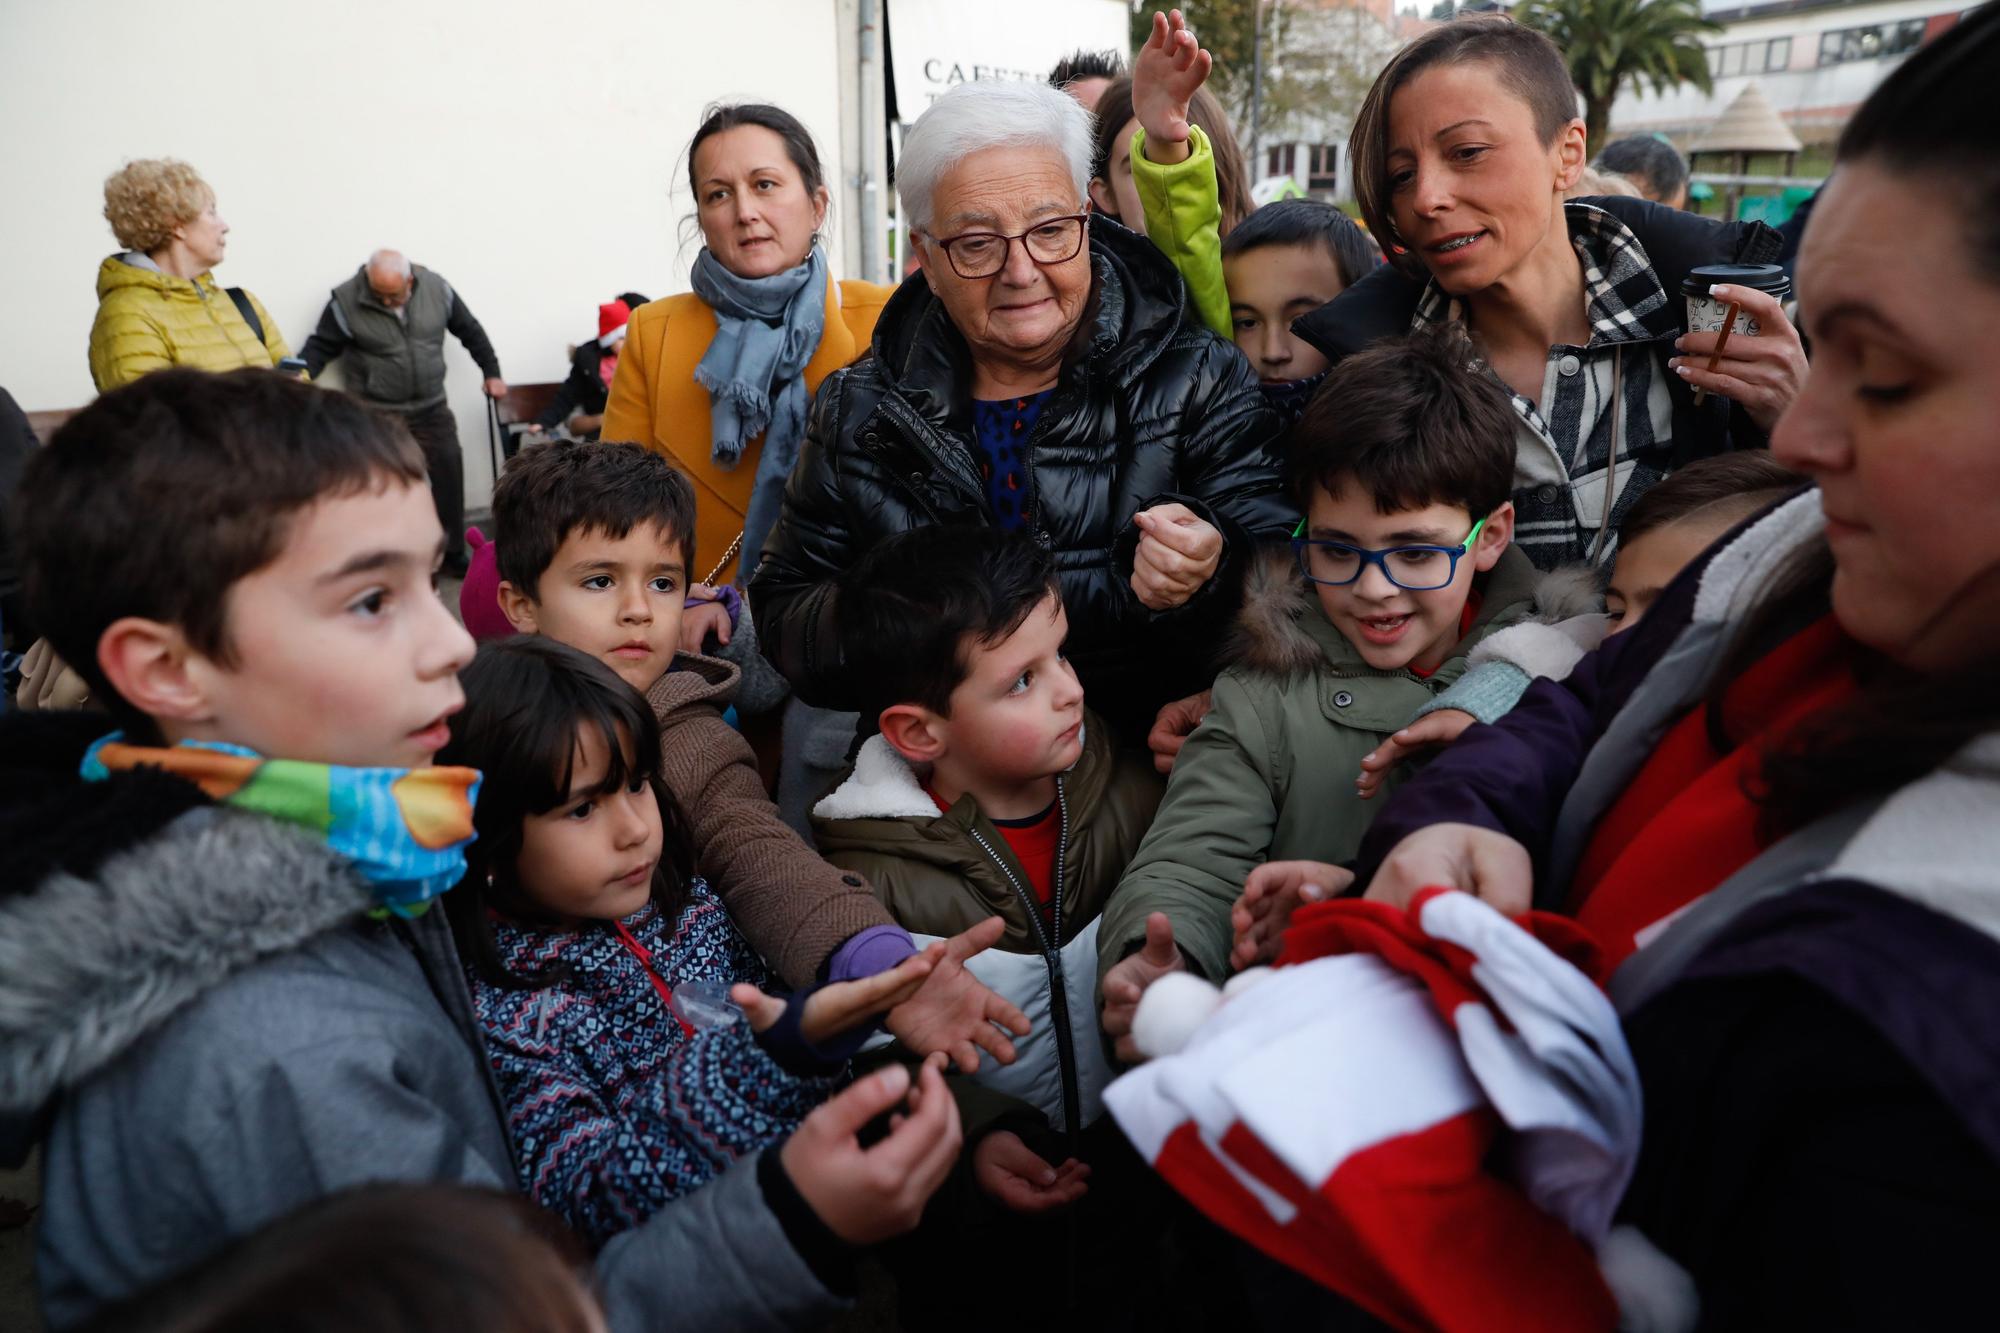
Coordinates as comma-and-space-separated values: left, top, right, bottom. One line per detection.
690, 244, 828, 574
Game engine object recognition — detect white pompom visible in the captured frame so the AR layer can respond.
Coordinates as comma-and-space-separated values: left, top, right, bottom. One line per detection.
1222, 966, 1276, 1000
1131, 972, 1224, 1059
1598, 1225, 1699, 1333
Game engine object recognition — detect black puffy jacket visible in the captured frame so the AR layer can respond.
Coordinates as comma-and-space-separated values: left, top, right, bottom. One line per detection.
750, 219, 1295, 742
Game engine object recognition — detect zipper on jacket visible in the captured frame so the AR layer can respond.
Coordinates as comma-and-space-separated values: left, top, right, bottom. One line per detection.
872, 398, 985, 513
1014, 377, 1081, 552
962, 777, 1082, 1152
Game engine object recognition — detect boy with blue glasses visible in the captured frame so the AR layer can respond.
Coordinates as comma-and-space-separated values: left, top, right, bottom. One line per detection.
1100, 332, 1556, 1053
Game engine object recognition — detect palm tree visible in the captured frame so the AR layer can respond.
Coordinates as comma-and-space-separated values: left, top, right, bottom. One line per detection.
1518, 0, 1720, 156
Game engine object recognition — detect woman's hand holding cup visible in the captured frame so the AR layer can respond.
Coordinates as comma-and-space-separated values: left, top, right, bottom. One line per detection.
1670, 283, 1809, 432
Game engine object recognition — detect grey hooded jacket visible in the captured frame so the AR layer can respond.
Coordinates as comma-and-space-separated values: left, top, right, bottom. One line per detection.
0, 791, 837, 1331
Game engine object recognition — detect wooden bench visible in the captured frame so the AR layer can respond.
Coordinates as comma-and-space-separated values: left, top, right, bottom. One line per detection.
25, 407, 79, 443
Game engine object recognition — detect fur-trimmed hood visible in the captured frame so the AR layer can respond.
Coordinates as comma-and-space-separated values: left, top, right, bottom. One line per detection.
0, 713, 377, 1139
1226, 543, 1569, 677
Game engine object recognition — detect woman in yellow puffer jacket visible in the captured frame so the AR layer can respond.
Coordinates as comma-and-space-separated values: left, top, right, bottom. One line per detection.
88, 159, 291, 391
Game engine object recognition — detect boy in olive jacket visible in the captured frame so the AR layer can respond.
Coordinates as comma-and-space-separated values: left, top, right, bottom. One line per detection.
1100, 333, 1586, 1057
812, 527, 1162, 1149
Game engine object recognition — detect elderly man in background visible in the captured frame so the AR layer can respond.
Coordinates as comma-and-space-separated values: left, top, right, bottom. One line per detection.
1593, 134, 1692, 210
301, 249, 506, 575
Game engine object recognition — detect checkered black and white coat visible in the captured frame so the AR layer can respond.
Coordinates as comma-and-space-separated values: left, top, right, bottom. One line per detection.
1296, 196, 1784, 571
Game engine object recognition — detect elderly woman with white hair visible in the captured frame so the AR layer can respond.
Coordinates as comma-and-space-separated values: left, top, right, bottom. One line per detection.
752, 79, 1292, 748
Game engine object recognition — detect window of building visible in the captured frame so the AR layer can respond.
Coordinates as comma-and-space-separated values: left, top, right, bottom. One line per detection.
1766, 36, 1792, 70
1267, 144, 1297, 178
1308, 144, 1339, 189
1721, 42, 1747, 76
1820, 17, 1929, 66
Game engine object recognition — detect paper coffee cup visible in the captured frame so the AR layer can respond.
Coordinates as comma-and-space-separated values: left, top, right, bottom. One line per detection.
1682, 263, 1791, 339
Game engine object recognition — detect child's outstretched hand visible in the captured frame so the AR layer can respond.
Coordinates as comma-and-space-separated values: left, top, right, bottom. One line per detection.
1133, 9, 1212, 167
886, 917, 1033, 1073
1355, 709, 1476, 799
974, 1130, 1091, 1214
1230, 860, 1354, 971
781, 1055, 963, 1245
1101, 913, 1186, 1063
731, 943, 943, 1045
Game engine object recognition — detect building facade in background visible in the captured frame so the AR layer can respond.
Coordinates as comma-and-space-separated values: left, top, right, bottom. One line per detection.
1610, 0, 1976, 150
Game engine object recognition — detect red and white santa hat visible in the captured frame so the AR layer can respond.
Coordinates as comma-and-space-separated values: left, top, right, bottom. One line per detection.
1106, 888, 1696, 1333
598, 299, 632, 346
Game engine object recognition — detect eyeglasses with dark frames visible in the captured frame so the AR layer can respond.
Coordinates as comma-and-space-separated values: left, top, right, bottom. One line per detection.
929, 214, 1091, 279
1289, 515, 1490, 592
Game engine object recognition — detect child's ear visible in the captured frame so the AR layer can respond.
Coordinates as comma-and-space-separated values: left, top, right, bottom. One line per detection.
496, 580, 539, 634
98, 617, 213, 724
1473, 502, 1516, 572
878, 705, 947, 765
1087, 179, 1121, 220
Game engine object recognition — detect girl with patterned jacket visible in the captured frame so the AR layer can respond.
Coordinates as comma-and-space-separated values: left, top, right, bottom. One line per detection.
440, 637, 941, 1248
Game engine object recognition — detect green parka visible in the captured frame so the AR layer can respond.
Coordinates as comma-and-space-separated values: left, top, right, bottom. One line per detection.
1097, 547, 1543, 988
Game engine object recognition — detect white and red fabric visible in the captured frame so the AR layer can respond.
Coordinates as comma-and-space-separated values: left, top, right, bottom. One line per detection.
1105, 888, 1673, 1333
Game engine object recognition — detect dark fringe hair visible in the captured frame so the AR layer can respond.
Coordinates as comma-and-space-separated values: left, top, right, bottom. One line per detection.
837, 526, 1059, 721
14, 368, 427, 724
439, 637, 697, 991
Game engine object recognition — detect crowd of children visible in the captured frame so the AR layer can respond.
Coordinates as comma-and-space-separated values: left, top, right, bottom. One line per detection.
4, 4, 1999, 1331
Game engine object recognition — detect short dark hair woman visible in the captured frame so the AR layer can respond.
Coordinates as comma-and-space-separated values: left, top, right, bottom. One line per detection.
1298, 16, 1809, 570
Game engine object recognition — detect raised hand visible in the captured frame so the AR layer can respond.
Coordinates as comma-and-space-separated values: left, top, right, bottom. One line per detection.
973, 1130, 1092, 1214
885, 916, 1032, 1073
1355, 709, 1477, 799
1230, 859, 1353, 971
1131, 503, 1223, 611
1100, 912, 1186, 1062
1132, 10, 1213, 167
1364, 822, 1534, 917
731, 942, 942, 1044
779, 1056, 963, 1244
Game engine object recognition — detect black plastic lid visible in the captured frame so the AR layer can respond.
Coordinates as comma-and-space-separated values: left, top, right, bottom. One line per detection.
1681, 263, 1791, 300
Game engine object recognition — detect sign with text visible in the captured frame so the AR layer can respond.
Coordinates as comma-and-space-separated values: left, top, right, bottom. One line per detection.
887, 0, 1129, 115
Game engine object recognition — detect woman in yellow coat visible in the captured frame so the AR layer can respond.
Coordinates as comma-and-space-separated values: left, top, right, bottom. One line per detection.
89, 159, 291, 391
601, 106, 893, 590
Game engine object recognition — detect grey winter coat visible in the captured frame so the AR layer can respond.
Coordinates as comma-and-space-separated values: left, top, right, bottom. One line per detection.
0, 732, 838, 1332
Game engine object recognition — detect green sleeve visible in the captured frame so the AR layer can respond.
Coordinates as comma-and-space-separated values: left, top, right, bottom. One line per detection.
1097, 671, 1281, 988
1130, 125, 1232, 339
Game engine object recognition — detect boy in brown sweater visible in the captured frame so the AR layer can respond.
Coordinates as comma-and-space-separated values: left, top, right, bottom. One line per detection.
492, 438, 1026, 1066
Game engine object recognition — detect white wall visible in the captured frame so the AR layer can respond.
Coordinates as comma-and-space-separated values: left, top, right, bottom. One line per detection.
0, 0, 856, 508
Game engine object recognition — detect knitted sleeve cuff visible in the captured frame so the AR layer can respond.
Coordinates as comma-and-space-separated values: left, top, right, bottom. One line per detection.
1416, 661, 1533, 727
754, 982, 875, 1077
825, 924, 918, 983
